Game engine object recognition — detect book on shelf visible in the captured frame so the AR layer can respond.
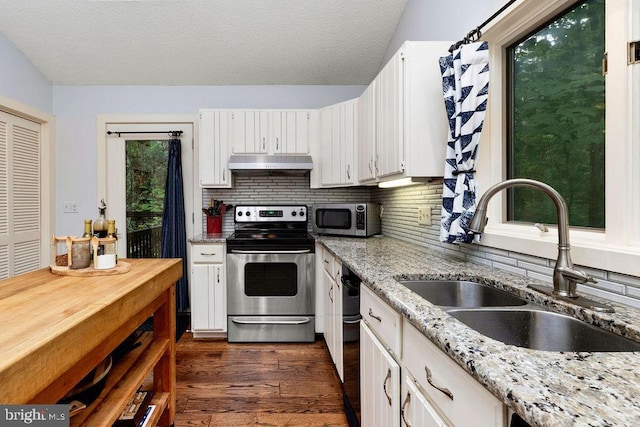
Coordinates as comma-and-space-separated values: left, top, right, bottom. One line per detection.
113, 390, 153, 427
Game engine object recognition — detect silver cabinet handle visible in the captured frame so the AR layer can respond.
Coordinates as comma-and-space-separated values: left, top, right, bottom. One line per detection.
216, 268, 220, 283
276, 137, 279, 150
401, 391, 411, 427
383, 368, 392, 406
347, 164, 351, 180
368, 308, 382, 322
231, 249, 311, 254
425, 366, 454, 400
200, 252, 217, 256
231, 317, 311, 325
262, 137, 266, 150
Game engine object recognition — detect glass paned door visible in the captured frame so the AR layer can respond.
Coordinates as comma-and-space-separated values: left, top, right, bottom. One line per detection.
125, 140, 168, 258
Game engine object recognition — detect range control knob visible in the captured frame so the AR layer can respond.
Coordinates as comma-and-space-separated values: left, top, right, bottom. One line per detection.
245, 211, 251, 217
299, 210, 305, 217
291, 211, 297, 217
237, 211, 243, 216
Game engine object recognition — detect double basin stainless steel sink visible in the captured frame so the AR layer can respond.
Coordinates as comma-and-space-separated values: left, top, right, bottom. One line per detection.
399, 280, 640, 352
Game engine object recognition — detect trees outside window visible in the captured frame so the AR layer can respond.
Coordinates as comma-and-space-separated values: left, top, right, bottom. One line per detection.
508, 0, 605, 229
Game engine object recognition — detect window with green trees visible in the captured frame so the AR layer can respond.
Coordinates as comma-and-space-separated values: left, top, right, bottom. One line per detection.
507, 0, 605, 229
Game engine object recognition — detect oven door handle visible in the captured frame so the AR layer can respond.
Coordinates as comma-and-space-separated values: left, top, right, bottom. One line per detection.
230, 249, 312, 254
231, 317, 313, 325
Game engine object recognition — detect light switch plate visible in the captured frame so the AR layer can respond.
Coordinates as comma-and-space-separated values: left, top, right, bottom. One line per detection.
418, 205, 432, 226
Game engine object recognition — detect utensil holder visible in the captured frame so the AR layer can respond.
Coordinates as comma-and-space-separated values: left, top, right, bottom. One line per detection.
206, 215, 222, 234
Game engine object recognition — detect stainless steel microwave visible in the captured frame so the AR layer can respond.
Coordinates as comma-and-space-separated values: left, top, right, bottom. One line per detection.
313, 203, 381, 237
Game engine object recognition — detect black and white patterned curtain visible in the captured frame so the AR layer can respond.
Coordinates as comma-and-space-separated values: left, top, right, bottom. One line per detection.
439, 41, 490, 244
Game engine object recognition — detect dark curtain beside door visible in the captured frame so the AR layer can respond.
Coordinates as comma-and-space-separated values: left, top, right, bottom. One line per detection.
161, 136, 189, 313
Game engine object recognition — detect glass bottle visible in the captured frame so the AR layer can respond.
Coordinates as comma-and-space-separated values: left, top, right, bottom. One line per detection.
93, 199, 108, 238
107, 219, 118, 263
82, 219, 92, 238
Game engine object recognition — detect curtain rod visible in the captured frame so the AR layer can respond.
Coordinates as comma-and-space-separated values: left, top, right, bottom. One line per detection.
107, 130, 183, 137
448, 0, 517, 52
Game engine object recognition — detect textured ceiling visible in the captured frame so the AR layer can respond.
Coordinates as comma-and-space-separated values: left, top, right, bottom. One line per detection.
0, 0, 408, 85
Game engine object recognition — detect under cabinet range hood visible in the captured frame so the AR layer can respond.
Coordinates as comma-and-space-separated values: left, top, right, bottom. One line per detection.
228, 154, 313, 175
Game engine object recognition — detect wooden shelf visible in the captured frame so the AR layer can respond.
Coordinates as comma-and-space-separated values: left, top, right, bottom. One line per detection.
70, 333, 171, 427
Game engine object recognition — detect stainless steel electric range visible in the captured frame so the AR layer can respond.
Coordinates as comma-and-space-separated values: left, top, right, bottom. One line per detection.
226, 205, 316, 342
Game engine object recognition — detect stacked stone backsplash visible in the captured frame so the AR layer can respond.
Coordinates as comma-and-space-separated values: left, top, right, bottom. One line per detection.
202, 176, 640, 308
371, 179, 640, 309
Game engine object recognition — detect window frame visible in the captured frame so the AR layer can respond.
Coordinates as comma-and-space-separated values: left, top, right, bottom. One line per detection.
475, 0, 640, 276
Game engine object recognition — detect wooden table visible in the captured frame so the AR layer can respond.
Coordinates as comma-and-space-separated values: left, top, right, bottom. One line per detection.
0, 258, 182, 426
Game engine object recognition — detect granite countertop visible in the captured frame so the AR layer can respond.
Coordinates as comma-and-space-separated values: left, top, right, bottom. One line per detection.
316, 235, 640, 427
190, 233, 231, 243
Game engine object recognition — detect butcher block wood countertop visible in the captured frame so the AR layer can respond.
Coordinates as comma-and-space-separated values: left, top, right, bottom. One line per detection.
0, 258, 182, 425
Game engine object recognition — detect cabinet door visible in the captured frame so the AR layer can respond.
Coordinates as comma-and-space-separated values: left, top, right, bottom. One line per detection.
281, 111, 312, 154
211, 264, 226, 330
358, 81, 377, 183
319, 100, 357, 187
361, 321, 400, 427
333, 258, 343, 381
323, 268, 336, 361
199, 110, 231, 188
376, 49, 404, 178
191, 264, 213, 331
231, 111, 263, 154
319, 106, 334, 186
402, 374, 448, 427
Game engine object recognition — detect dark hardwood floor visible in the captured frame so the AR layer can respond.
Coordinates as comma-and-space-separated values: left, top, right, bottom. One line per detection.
175, 333, 349, 426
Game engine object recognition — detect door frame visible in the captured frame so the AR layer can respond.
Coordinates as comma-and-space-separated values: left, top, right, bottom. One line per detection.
96, 114, 201, 256
0, 95, 55, 268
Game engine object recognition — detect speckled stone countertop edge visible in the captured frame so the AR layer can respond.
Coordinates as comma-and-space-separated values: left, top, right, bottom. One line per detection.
316, 235, 640, 427
189, 233, 231, 243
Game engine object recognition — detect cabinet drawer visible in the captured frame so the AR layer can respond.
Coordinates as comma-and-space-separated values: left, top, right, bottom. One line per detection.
403, 321, 506, 427
361, 286, 402, 357
191, 244, 225, 263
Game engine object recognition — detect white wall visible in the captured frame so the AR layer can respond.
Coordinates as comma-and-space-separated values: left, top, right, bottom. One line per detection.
382, 0, 506, 65
0, 32, 52, 113
52, 85, 365, 234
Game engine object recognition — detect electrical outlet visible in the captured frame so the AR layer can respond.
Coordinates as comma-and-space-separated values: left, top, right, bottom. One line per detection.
418, 205, 432, 226
63, 201, 79, 213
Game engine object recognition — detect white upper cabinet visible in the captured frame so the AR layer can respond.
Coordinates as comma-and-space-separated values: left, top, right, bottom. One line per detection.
318, 98, 358, 187
357, 81, 377, 183
375, 41, 451, 183
230, 110, 315, 155
199, 110, 232, 188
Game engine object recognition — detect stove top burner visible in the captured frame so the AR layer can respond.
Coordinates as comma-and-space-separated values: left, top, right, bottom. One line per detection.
227, 204, 315, 252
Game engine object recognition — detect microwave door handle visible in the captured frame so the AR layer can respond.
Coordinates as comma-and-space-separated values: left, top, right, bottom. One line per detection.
230, 249, 312, 254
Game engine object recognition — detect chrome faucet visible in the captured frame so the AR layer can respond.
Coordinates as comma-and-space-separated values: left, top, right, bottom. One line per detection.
469, 179, 612, 312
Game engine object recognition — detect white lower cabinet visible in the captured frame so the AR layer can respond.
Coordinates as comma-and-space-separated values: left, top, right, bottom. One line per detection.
190, 243, 227, 337
361, 321, 400, 427
358, 284, 508, 427
322, 248, 343, 380
401, 373, 447, 427
403, 321, 507, 426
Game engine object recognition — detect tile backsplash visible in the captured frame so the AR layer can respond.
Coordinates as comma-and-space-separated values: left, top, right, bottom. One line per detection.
201, 175, 372, 234
202, 175, 640, 308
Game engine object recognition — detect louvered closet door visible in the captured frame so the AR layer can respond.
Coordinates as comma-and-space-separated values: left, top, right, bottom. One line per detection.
0, 111, 41, 279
